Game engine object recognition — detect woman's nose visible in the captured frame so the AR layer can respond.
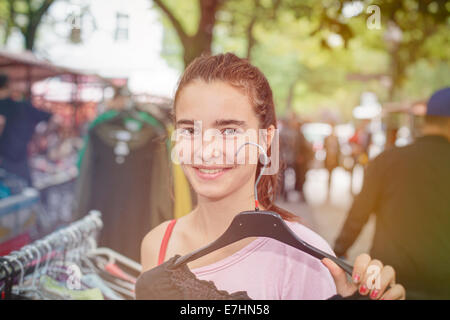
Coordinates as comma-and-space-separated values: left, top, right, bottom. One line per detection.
193, 132, 222, 164
202, 140, 222, 163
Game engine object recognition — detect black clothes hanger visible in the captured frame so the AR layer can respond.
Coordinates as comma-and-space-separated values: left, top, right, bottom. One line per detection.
172, 142, 353, 275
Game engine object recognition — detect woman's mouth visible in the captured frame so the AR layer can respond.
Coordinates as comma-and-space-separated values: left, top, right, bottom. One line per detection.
192, 166, 234, 180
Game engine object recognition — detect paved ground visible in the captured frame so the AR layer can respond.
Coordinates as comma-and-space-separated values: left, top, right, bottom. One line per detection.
275, 166, 376, 264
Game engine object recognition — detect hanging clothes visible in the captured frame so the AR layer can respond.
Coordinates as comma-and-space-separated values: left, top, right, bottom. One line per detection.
0, 211, 143, 300
77, 110, 121, 169
173, 163, 192, 218
39, 275, 104, 300
135, 255, 369, 300
166, 124, 193, 219
78, 112, 194, 220
136, 255, 251, 300
74, 110, 173, 262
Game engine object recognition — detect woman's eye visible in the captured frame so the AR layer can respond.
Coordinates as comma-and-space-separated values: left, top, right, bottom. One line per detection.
222, 128, 238, 136
180, 128, 196, 136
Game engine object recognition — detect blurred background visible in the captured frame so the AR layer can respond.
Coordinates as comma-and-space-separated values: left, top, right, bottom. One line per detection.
0, 0, 449, 284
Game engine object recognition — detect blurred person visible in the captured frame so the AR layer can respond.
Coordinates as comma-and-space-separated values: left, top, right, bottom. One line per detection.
277, 118, 292, 200
348, 119, 372, 195
324, 123, 341, 200
139, 53, 406, 300
0, 74, 52, 186
0, 114, 5, 136
278, 113, 302, 201
278, 113, 312, 202
334, 87, 450, 299
294, 120, 314, 202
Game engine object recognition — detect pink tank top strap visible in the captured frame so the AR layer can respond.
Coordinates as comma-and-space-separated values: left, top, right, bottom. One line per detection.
157, 219, 177, 265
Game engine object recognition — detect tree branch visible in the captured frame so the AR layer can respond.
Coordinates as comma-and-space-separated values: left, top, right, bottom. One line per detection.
246, 0, 261, 60
153, 0, 189, 45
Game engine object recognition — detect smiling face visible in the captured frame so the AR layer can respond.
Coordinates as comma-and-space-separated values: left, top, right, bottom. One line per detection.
174, 80, 266, 201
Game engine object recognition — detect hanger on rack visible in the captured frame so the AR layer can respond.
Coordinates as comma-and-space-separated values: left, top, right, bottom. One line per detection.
0, 211, 104, 299
172, 141, 354, 275
87, 247, 142, 275
6, 249, 46, 300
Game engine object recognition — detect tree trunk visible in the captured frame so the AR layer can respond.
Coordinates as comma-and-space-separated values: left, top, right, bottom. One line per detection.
183, 33, 213, 67
154, 0, 224, 68
25, 25, 38, 51
246, 16, 256, 60
286, 80, 297, 111
182, 0, 221, 67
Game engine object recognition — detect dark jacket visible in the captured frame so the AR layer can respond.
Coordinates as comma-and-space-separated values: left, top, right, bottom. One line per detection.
334, 135, 450, 299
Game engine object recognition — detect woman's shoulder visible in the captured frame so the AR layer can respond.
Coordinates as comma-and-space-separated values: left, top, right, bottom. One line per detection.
142, 219, 173, 242
140, 219, 176, 271
140, 214, 194, 270
142, 213, 192, 244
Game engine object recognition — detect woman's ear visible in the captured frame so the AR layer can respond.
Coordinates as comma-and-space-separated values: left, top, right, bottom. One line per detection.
261, 124, 275, 153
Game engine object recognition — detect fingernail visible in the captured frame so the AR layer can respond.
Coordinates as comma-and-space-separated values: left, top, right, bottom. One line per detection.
353, 274, 360, 283
359, 285, 368, 294
370, 290, 379, 298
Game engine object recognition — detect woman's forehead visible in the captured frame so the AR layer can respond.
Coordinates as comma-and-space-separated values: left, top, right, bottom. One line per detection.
175, 80, 258, 124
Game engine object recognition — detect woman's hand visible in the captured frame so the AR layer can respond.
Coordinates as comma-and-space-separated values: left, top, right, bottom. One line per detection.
322, 253, 406, 300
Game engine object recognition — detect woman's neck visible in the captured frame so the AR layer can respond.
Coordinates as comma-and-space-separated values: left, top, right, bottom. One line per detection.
191, 177, 260, 242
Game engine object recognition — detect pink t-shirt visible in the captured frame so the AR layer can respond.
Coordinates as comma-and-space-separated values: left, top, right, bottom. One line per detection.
190, 220, 337, 300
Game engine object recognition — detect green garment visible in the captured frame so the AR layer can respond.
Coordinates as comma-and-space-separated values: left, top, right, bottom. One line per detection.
77, 110, 169, 168
40, 275, 104, 300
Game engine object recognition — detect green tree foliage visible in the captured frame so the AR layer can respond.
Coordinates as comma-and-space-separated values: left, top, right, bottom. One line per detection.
0, 0, 56, 50
156, 0, 449, 118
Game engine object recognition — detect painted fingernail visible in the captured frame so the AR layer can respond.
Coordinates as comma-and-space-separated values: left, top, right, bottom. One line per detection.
353, 274, 360, 283
359, 285, 368, 294
370, 290, 379, 298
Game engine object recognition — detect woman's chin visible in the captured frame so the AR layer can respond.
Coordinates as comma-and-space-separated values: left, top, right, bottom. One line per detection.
194, 187, 232, 201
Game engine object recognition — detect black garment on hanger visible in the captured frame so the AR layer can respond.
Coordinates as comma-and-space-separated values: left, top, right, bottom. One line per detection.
135, 255, 370, 300
136, 255, 251, 300
75, 114, 173, 262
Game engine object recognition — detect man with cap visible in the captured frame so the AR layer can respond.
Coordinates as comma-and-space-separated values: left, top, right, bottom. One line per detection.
334, 87, 450, 299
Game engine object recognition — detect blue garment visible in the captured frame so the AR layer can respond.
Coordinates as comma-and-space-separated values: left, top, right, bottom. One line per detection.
81, 273, 124, 300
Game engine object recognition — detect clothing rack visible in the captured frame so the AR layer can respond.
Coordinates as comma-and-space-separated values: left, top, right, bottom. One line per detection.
0, 210, 103, 299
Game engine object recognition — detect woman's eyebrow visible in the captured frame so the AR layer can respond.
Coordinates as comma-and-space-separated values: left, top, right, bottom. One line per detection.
175, 119, 247, 127
214, 119, 246, 127
176, 119, 195, 126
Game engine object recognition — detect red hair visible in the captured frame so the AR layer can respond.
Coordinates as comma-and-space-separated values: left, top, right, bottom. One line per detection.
173, 52, 300, 222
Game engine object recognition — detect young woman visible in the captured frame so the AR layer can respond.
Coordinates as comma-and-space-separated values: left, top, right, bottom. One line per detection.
140, 53, 405, 300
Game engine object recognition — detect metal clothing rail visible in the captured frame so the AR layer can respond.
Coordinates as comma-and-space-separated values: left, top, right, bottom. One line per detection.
0, 210, 103, 299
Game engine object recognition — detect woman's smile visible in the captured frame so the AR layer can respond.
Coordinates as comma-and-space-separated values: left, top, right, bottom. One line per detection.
191, 165, 235, 180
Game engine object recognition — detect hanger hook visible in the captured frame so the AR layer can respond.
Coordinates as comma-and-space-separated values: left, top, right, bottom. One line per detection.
29, 246, 41, 289
41, 240, 53, 276
7, 253, 25, 294
67, 226, 80, 262
235, 142, 269, 211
